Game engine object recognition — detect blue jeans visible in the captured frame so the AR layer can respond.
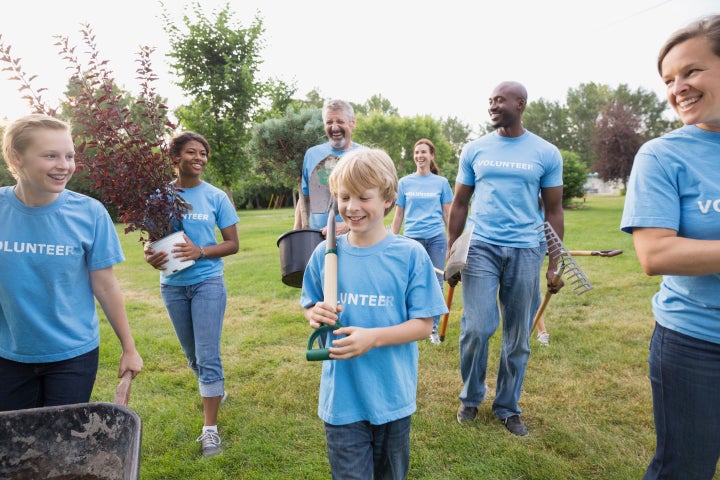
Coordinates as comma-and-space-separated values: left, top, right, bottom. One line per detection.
0, 347, 99, 411
643, 323, 720, 480
458, 240, 545, 419
161, 276, 227, 398
324, 416, 411, 480
410, 234, 446, 328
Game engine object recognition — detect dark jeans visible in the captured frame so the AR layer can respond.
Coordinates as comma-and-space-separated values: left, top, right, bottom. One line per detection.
324, 416, 411, 480
0, 347, 99, 411
643, 323, 720, 480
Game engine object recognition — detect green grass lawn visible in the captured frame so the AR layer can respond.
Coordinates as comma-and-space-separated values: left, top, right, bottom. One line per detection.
90, 195, 672, 479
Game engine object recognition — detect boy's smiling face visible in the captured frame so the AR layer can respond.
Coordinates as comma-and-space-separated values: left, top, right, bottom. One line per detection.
337, 186, 392, 247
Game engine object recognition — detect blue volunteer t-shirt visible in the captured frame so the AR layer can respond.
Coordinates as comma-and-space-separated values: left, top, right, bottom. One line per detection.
621, 125, 720, 344
396, 173, 453, 239
300, 233, 448, 425
456, 130, 563, 248
160, 181, 239, 286
0, 188, 124, 363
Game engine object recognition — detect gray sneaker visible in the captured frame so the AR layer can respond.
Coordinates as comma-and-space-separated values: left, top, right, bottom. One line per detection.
501, 415, 528, 436
196, 430, 222, 456
456, 404, 478, 424
537, 332, 550, 345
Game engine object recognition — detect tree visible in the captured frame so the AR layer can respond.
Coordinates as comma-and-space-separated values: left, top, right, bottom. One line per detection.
247, 107, 324, 203
440, 115, 472, 161
613, 84, 677, 138
523, 98, 571, 151
162, 2, 281, 202
591, 100, 643, 188
565, 82, 614, 167
560, 150, 587, 206
353, 113, 456, 180
352, 94, 399, 116
256, 77, 298, 122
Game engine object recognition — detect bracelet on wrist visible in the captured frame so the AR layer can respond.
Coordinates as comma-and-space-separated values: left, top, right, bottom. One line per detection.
199, 246, 206, 259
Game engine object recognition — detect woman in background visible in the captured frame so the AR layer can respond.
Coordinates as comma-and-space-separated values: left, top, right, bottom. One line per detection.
391, 138, 453, 344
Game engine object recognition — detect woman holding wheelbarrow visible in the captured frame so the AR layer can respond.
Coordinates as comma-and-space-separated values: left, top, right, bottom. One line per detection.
0, 114, 143, 411
621, 14, 720, 480
144, 131, 239, 457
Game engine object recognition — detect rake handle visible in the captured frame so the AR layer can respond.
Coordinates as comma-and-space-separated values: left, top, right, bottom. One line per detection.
568, 249, 623, 257
531, 270, 562, 334
531, 291, 553, 334
438, 285, 455, 342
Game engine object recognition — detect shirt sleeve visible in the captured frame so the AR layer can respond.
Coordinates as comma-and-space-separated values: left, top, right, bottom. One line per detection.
621, 148, 680, 234
87, 202, 125, 271
441, 178, 454, 204
456, 144, 476, 187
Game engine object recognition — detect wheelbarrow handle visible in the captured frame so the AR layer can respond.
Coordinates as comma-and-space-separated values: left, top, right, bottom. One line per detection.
114, 371, 133, 406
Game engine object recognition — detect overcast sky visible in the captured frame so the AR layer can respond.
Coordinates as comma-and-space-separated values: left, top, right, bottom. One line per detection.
0, 0, 717, 131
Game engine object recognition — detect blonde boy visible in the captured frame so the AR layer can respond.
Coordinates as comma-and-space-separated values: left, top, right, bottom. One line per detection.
300, 148, 447, 479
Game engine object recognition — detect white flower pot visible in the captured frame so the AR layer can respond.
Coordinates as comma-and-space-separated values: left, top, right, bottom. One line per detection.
149, 230, 195, 275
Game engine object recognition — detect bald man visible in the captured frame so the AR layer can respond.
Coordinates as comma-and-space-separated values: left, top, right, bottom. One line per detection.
447, 81, 564, 436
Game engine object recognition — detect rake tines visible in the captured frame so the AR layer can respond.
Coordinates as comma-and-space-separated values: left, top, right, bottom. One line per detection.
536, 222, 593, 295
558, 257, 593, 294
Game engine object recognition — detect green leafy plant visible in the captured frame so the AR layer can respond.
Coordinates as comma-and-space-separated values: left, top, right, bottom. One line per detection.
0, 25, 185, 242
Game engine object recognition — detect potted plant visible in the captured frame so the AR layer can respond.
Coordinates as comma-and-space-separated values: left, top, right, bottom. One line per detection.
1, 25, 190, 258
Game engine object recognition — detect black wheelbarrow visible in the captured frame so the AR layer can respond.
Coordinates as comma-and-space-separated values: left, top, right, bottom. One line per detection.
0, 372, 141, 480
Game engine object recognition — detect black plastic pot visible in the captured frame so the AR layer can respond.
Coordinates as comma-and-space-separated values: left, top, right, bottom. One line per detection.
0, 402, 142, 480
277, 229, 324, 288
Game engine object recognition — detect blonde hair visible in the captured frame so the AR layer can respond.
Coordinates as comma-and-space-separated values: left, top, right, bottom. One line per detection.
328, 148, 398, 216
2, 114, 71, 178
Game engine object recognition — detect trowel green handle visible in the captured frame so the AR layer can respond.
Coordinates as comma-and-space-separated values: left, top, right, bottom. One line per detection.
306, 324, 341, 361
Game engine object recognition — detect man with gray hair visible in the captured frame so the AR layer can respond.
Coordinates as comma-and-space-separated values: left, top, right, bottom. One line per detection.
294, 99, 362, 234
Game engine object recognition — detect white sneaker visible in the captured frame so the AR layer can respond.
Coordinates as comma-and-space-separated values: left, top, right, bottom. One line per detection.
196, 429, 222, 456
537, 332, 550, 345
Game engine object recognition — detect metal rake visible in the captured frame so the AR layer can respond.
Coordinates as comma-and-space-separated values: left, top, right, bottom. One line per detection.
531, 222, 592, 333
538, 222, 593, 295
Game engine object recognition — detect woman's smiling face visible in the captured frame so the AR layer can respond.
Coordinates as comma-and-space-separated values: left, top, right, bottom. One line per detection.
661, 36, 720, 132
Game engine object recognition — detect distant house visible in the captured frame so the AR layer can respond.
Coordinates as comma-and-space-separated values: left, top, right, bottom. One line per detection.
584, 173, 624, 195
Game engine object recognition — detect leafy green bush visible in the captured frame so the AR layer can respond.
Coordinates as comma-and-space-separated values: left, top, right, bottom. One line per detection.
561, 149, 588, 206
